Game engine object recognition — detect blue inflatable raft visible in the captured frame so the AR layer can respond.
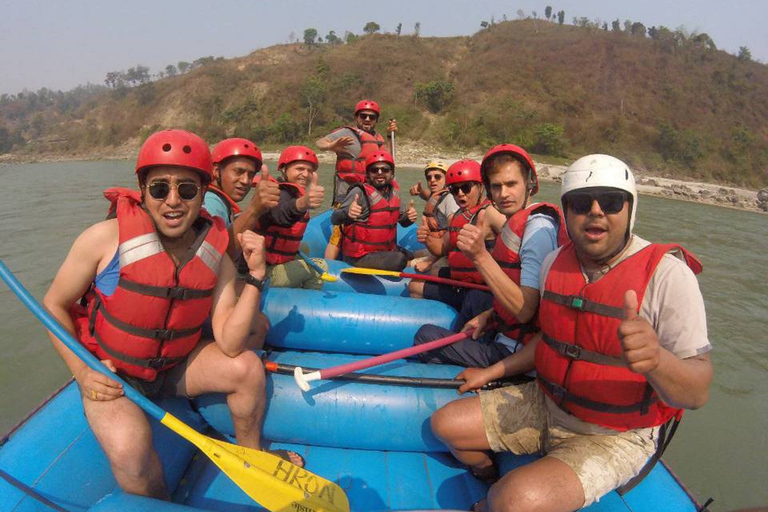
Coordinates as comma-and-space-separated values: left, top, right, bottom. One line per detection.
0, 214, 702, 511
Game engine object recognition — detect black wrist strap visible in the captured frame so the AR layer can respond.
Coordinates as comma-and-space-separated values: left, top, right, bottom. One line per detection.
243, 273, 266, 291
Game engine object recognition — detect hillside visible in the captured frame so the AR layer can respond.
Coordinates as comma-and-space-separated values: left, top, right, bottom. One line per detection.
2, 20, 767, 188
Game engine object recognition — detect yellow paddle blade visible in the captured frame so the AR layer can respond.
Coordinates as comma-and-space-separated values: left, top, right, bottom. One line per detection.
161, 414, 350, 512
321, 272, 339, 282
340, 267, 401, 277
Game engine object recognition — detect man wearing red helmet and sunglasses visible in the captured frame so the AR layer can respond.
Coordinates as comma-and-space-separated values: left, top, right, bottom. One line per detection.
410, 159, 505, 314
317, 99, 397, 260
254, 145, 327, 289
42, 129, 304, 500
431, 154, 712, 512
331, 150, 418, 270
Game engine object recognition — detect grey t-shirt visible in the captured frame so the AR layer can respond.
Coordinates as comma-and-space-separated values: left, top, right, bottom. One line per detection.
325, 127, 362, 159
433, 192, 460, 230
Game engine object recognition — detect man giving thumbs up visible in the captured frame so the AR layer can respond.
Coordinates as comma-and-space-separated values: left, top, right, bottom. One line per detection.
255, 146, 328, 289
330, 150, 416, 271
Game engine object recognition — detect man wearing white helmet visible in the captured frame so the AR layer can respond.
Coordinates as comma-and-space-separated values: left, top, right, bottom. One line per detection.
431, 154, 713, 512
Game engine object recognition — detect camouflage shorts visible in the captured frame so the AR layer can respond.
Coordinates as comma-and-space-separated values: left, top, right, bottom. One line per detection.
480, 381, 658, 506
267, 258, 327, 290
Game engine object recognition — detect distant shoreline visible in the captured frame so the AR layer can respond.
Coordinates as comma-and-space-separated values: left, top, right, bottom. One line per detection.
2, 142, 765, 214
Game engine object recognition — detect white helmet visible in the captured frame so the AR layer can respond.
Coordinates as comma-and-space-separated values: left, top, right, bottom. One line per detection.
561, 154, 637, 234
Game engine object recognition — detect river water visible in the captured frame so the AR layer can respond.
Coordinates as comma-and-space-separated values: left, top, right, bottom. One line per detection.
0, 160, 766, 511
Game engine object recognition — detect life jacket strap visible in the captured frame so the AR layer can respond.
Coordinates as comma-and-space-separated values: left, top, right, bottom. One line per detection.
538, 376, 657, 414
94, 330, 187, 369
119, 277, 214, 300
541, 334, 626, 367
542, 291, 625, 319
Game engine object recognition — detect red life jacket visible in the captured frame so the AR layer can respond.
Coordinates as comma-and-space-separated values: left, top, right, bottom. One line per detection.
536, 242, 703, 431
74, 188, 229, 382
334, 126, 386, 184
447, 200, 493, 284
491, 202, 568, 341
205, 184, 242, 222
342, 182, 401, 258
262, 182, 309, 265
423, 189, 451, 236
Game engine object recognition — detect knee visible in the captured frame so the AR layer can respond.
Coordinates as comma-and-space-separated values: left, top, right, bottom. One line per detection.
486, 475, 546, 512
228, 350, 266, 392
430, 405, 456, 445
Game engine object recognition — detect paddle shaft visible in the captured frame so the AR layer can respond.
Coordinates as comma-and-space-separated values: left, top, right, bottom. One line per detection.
298, 251, 325, 275
389, 120, 395, 161
405, 271, 491, 291
318, 330, 470, 380
266, 361, 522, 390
0, 261, 164, 421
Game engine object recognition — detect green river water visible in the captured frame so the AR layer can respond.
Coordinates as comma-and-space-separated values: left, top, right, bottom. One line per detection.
0, 160, 766, 510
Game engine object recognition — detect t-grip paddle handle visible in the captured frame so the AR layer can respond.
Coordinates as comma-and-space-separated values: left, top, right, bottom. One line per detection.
293, 367, 321, 392
293, 330, 472, 392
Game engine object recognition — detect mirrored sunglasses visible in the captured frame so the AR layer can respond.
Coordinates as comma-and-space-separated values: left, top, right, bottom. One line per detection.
567, 191, 627, 215
147, 181, 201, 201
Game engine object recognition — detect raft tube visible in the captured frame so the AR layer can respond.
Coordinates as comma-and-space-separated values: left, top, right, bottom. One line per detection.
262, 289, 457, 354
194, 350, 465, 452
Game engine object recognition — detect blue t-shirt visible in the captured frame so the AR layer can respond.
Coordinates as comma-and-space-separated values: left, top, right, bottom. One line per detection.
203, 191, 232, 228
94, 250, 120, 296
518, 213, 559, 289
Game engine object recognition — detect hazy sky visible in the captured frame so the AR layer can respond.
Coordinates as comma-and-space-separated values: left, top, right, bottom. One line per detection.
1, 0, 766, 95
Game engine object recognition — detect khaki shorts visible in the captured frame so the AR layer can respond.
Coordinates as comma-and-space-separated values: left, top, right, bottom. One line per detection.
328, 224, 342, 247
480, 381, 658, 506
267, 258, 327, 290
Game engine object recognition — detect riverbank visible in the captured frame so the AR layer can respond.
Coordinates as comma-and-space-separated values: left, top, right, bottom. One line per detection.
2, 141, 765, 213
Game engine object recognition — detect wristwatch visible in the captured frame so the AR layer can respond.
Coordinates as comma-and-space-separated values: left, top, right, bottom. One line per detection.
243, 273, 267, 291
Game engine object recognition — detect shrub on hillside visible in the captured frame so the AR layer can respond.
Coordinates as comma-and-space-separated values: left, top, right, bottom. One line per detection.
531, 123, 566, 156
414, 80, 455, 113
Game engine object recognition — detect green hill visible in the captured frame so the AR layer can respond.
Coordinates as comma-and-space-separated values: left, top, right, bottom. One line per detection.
2, 19, 767, 187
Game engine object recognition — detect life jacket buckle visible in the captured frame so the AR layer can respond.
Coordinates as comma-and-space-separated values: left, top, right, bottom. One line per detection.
147, 357, 170, 369
167, 287, 187, 300
560, 343, 583, 360
153, 329, 174, 341
568, 295, 585, 310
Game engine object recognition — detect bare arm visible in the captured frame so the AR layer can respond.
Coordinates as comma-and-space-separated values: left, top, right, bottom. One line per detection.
619, 290, 713, 409
226, 166, 280, 259
210, 231, 268, 357
457, 208, 541, 323
43, 220, 124, 399
456, 334, 540, 394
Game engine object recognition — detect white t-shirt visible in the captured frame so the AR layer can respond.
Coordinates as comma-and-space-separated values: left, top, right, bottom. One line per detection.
538, 235, 711, 434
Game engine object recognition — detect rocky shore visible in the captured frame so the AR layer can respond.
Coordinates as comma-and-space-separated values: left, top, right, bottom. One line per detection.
3, 141, 766, 214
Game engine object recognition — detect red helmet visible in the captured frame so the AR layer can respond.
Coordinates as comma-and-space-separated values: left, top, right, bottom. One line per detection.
278, 145, 319, 169
365, 150, 395, 171
136, 129, 213, 184
480, 144, 538, 196
354, 99, 381, 117
211, 138, 263, 167
445, 159, 482, 186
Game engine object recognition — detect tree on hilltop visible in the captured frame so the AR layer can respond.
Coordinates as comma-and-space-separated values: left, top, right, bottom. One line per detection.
414, 22, 421, 37
545, 6, 552, 20
363, 21, 380, 35
738, 46, 752, 61
557, 10, 565, 24
178, 61, 190, 74
303, 28, 318, 46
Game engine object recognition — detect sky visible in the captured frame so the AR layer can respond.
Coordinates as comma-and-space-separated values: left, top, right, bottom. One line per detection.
1, 0, 766, 96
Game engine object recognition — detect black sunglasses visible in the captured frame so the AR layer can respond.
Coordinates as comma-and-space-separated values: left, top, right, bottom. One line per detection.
449, 183, 475, 195
426, 173, 444, 181
357, 113, 378, 121
368, 166, 393, 174
567, 191, 628, 215
147, 181, 201, 201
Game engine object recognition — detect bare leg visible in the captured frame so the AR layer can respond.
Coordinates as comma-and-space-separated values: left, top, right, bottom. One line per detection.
324, 241, 340, 260
431, 395, 495, 476
84, 395, 169, 499
175, 342, 304, 467
408, 280, 426, 299
486, 457, 585, 512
